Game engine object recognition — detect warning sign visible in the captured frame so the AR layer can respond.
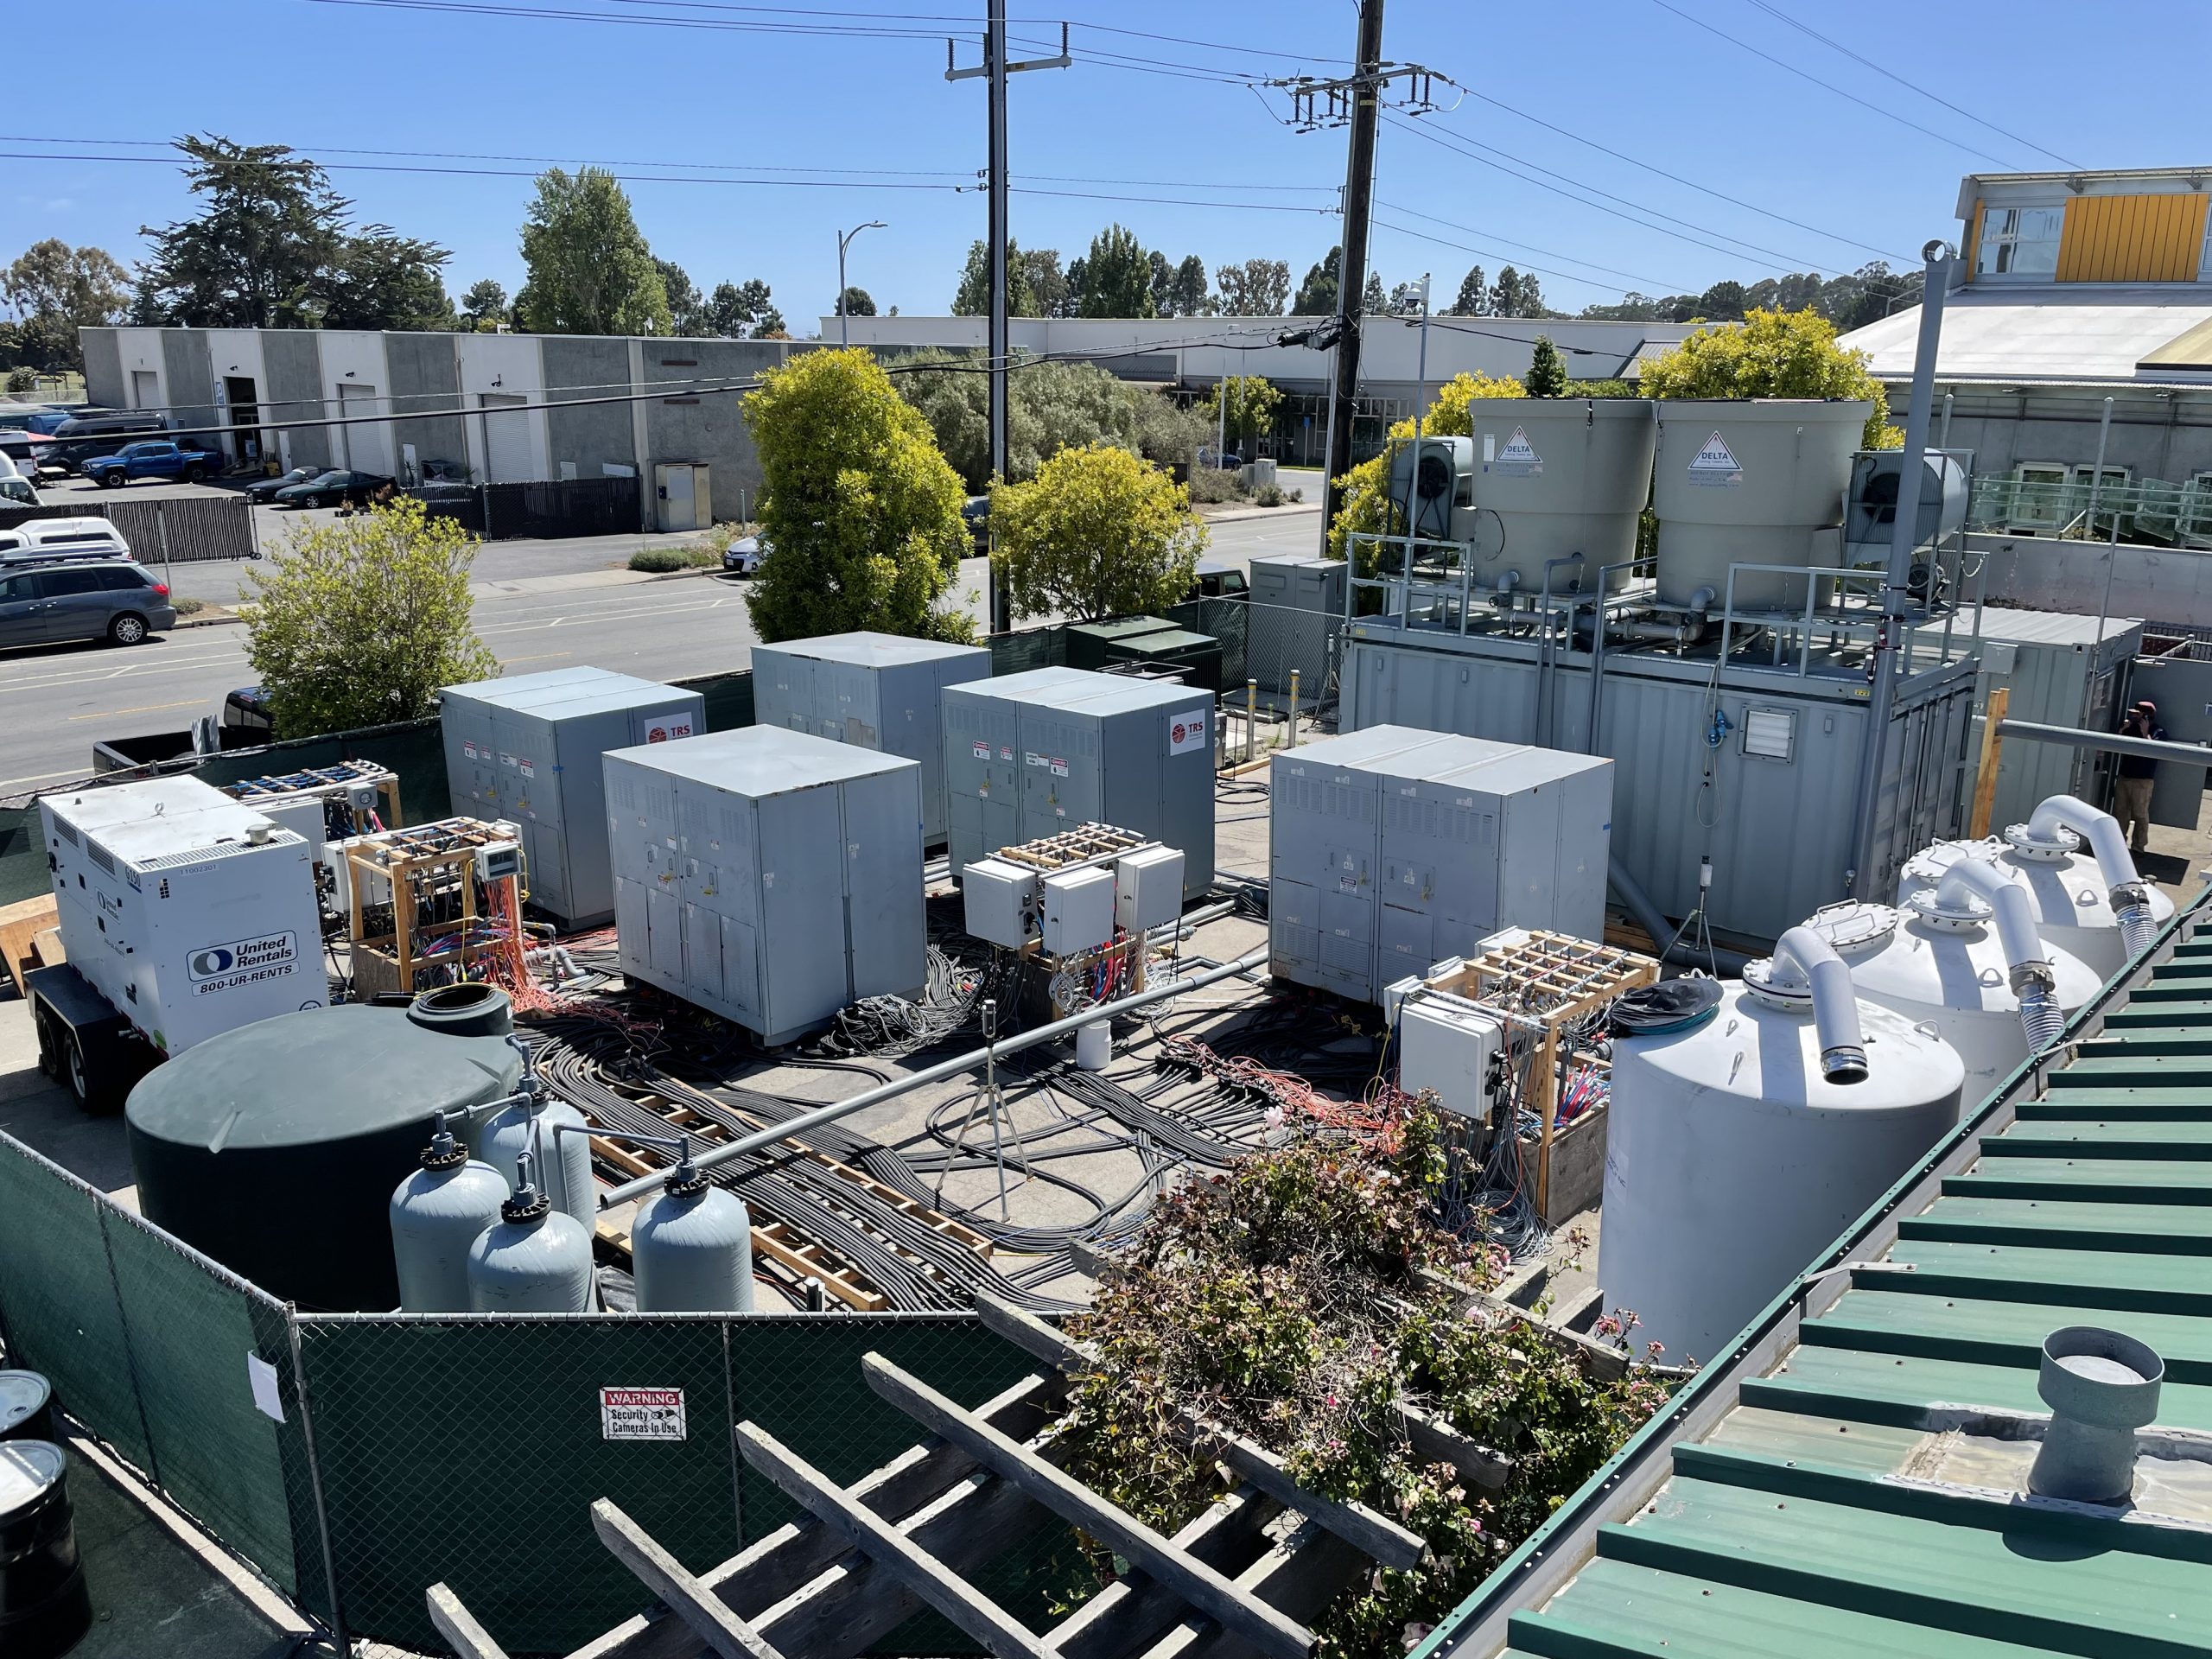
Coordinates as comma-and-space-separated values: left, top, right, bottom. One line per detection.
1493, 426, 1542, 477
1168, 709, 1210, 756
1687, 430, 1742, 488
601, 1386, 687, 1441
973, 741, 990, 759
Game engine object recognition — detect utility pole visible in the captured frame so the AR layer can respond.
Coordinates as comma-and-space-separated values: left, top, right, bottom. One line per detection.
1847, 240, 1955, 896
836, 220, 886, 347
949, 10, 1067, 633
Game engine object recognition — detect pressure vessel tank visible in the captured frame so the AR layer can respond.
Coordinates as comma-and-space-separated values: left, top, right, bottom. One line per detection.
478, 1091, 595, 1231
633, 1150, 755, 1313
466, 1152, 596, 1313
391, 1113, 511, 1313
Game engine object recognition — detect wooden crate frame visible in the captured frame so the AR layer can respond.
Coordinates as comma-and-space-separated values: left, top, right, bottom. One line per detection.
345, 819, 517, 996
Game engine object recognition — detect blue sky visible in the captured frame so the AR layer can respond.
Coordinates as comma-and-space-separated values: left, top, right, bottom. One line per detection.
7, 0, 2207, 330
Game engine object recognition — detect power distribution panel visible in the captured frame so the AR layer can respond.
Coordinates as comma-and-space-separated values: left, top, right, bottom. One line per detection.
1397, 997, 1503, 1121
962, 857, 1036, 950
1041, 866, 1116, 955
1114, 844, 1185, 933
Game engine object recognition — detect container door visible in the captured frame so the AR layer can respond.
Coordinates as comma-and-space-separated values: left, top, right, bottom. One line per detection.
1317, 846, 1375, 996
754, 786, 847, 1039
842, 771, 925, 1000
616, 880, 654, 984
1269, 875, 1321, 982
721, 916, 760, 1021
683, 901, 725, 1004
645, 887, 683, 981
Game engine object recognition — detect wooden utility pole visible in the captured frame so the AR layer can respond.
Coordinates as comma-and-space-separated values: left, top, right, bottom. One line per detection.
1320, 0, 1386, 537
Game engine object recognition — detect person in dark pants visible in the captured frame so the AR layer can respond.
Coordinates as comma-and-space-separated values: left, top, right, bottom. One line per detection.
2116, 698, 2166, 853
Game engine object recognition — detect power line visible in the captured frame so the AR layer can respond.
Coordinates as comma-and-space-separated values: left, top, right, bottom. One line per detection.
1439, 86, 1907, 262
1372, 198, 1697, 292
1385, 114, 1835, 276
1739, 0, 2081, 169
1410, 316, 1641, 359
1369, 215, 1642, 302
1643, 0, 2015, 168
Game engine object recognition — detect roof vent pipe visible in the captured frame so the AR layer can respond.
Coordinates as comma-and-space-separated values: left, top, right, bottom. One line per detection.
2029, 1325, 2163, 1504
1932, 856, 2064, 1053
1772, 925, 1868, 1084
2014, 795, 2159, 958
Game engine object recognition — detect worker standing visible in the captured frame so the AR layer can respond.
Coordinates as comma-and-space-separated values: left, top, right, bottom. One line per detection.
2115, 699, 2166, 854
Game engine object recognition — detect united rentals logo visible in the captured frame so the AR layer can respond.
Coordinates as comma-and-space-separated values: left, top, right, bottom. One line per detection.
188, 932, 299, 995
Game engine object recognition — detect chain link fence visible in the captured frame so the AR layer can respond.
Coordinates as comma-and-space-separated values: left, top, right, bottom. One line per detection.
0, 1127, 1055, 1655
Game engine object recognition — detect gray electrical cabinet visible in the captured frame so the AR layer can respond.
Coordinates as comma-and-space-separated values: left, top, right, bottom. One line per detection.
442, 667, 707, 930
602, 727, 925, 1046
944, 668, 1215, 899
1247, 553, 1347, 702
1270, 724, 1613, 1003
751, 632, 991, 845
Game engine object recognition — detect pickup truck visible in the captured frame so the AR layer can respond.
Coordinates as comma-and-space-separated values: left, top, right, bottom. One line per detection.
80, 439, 222, 488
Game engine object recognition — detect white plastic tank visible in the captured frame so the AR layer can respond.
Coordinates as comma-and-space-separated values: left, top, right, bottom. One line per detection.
389, 1113, 510, 1313
1809, 877, 2100, 1115
466, 1151, 597, 1313
1900, 795, 2172, 982
632, 1149, 755, 1313
479, 1090, 595, 1231
1459, 398, 1656, 595
1599, 928, 1964, 1366
1649, 399, 1870, 611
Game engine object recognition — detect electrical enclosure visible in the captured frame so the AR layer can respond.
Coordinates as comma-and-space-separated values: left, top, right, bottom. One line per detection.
943, 668, 1215, 898
603, 727, 925, 1046
961, 856, 1034, 950
1115, 844, 1185, 933
1247, 554, 1347, 700
751, 632, 991, 845
1041, 865, 1116, 955
41, 775, 326, 1055
442, 666, 707, 929
1269, 725, 1614, 1004
1396, 996, 1503, 1120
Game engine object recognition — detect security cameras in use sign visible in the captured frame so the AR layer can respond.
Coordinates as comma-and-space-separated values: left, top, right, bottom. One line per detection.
600, 1386, 687, 1441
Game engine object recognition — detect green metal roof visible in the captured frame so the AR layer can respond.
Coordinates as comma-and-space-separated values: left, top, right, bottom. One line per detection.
1421, 887, 2212, 1659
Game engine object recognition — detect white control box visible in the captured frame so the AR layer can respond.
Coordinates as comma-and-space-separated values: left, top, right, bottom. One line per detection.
41, 776, 327, 1055
963, 856, 1038, 950
1114, 844, 1186, 934
1041, 865, 1116, 955
1397, 995, 1503, 1121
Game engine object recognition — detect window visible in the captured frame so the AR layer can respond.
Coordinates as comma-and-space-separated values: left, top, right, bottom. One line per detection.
98, 569, 150, 591
40, 569, 106, 597
1976, 204, 2064, 277
0, 575, 32, 603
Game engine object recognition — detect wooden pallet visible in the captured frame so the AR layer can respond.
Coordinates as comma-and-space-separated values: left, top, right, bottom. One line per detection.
430, 1295, 1454, 1659
0, 893, 57, 1001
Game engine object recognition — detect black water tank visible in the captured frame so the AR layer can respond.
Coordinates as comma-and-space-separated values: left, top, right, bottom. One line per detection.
0, 1440, 93, 1658
0, 1372, 55, 1445
124, 997, 524, 1310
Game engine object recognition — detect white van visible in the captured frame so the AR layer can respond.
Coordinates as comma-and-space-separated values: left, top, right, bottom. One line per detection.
0, 517, 134, 565
0, 453, 38, 506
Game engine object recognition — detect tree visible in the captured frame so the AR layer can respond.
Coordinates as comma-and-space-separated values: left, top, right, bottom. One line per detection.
1294, 247, 1340, 315
3, 240, 130, 370
1695, 280, 1747, 323
836, 286, 877, 318
458, 277, 508, 330
1213, 257, 1290, 316
513, 167, 670, 336
1490, 266, 1548, 318
1147, 250, 1174, 317
1020, 248, 1072, 318
1526, 335, 1568, 397
136, 136, 353, 327
656, 259, 712, 336
1638, 306, 1897, 448
753, 304, 789, 340
709, 278, 773, 338
314, 228, 453, 330
991, 444, 1205, 622
895, 347, 1195, 492
1838, 261, 1921, 332
1201, 374, 1284, 457
743, 347, 972, 643
1326, 370, 1527, 569
952, 238, 1037, 318
1449, 265, 1488, 316
243, 499, 495, 738
1077, 225, 1155, 318
1166, 255, 1210, 317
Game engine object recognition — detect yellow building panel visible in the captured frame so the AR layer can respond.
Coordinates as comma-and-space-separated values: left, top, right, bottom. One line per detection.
2055, 192, 2208, 282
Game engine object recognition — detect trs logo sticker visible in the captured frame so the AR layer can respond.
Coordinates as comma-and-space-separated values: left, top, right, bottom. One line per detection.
188, 931, 299, 995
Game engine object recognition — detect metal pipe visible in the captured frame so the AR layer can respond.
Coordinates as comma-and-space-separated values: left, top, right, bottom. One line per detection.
2082, 395, 2114, 540
1997, 720, 2211, 768
1772, 925, 1869, 1084
1848, 241, 1955, 893
2018, 792, 2159, 957
1606, 861, 1753, 974
599, 946, 1271, 1206
1932, 856, 2061, 1051
1535, 553, 1584, 747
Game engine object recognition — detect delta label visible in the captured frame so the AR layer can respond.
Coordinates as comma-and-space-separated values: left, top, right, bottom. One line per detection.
1493, 426, 1542, 476
1687, 430, 1743, 487
188, 931, 300, 996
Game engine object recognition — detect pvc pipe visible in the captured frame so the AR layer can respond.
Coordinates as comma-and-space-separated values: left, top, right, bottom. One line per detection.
2020, 792, 2159, 958
1934, 856, 2052, 982
1772, 925, 1868, 1084
1607, 861, 1753, 975
597, 946, 1271, 1208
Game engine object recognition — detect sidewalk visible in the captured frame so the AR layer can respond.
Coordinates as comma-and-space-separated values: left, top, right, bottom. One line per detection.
1199, 499, 1323, 525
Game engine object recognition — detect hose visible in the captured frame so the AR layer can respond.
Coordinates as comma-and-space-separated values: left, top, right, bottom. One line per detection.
2020, 794, 2159, 958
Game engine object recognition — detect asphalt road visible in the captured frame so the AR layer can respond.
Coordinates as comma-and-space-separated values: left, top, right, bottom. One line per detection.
0, 505, 1322, 796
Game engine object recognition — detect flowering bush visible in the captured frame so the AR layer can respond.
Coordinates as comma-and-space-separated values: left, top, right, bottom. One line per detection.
1058, 1106, 1680, 1659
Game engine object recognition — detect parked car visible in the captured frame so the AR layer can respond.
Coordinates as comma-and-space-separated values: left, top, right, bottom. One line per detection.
0, 454, 38, 507
1197, 446, 1243, 470
81, 439, 224, 488
962, 494, 991, 553
222, 685, 277, 744
0, 518, 134, 565
24, 409, 95, 436
0, 431, 48, 480
245, 467, 318, 504
1187, 558, 1249, 601
42, 414, 167, 475
0, 560, 174, 649
722, 533, 765, 575
271, 469, 396, 509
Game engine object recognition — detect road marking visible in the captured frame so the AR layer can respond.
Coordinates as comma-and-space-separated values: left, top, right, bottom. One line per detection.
67, 698, 204, 721
0, 766, 107, 791
499, 652, 574, 665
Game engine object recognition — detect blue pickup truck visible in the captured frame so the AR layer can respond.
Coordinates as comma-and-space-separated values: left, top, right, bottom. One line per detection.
81, 439, 223, 488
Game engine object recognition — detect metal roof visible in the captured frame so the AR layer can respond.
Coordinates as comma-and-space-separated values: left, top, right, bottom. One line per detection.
1974, 607, 2146, 647
1840, 285, 2212, 385
1420, 884, 2212, 1659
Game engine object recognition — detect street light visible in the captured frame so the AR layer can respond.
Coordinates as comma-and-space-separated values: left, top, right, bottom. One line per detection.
837, 220, 887, 346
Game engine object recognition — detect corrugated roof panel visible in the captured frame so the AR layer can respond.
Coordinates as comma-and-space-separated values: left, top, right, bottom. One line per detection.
1423, 887, 2212, 1659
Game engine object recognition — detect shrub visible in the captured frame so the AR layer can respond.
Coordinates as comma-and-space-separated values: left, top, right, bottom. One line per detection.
4, 366, 36, 393
172, 594, 207, 617
990, 442, 1205, 622
1254, 484, 1285, 507
1326, 372, 1525, 572
1639, 306, 1897, 448
1185, 466, 1245, 505
628, 545, 715, 573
